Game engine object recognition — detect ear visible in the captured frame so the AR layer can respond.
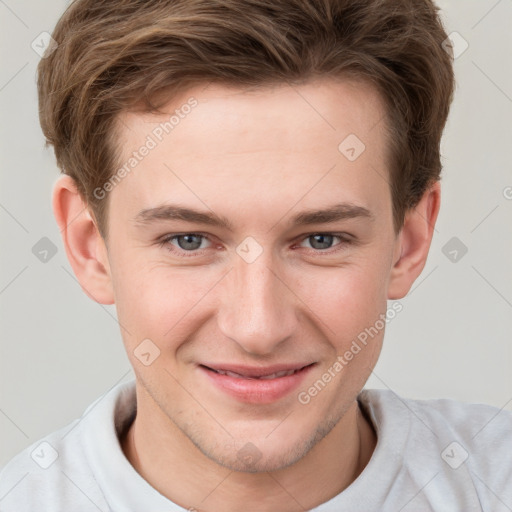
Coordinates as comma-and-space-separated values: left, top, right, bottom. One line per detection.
387, 181, 441, 300
52, 175, 114, 305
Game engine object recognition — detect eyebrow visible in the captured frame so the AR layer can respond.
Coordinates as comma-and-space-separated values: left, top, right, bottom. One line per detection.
133, 202, 374, 231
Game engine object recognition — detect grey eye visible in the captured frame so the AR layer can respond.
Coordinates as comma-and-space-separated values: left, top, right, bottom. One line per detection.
307, 234, 335, 250
173, 234, 204, 251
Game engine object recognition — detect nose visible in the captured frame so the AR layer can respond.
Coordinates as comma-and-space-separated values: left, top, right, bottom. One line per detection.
216, 251, 298, 356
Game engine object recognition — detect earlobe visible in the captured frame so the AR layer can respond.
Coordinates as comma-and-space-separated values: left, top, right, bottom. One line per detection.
387, 181, 441, 300
52, 175, 115, 305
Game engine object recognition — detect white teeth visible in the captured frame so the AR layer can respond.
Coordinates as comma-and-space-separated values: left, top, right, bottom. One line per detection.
213, 368, 297, 379
225, 370, 243, 378
259, 369, 296, 379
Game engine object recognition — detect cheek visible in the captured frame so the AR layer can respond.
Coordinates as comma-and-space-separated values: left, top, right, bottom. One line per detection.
111, 257, 221, 344
294, 259, 389, 337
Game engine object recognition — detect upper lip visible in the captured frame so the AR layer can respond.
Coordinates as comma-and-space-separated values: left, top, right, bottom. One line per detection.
200, 363, 314, 378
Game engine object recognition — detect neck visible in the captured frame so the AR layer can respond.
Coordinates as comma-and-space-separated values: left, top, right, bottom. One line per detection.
120, 387, 376, 512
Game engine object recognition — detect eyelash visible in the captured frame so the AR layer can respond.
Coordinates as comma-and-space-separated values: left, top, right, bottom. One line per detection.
157, 232, 355, 258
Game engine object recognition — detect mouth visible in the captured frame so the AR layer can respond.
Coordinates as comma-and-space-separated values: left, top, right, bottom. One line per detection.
198, 363, 316, 404
207, 368, 302, 379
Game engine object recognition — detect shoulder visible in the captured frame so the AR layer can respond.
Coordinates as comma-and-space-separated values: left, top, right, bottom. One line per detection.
402, 393, 512, 476
360, 389, 512, 509
361, 388, 512, 445
0, 420, 109, 511
0, 381, 136, 512
398, 392, 512, 449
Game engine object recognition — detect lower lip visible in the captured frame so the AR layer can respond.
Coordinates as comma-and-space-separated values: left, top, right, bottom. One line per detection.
199, 364, 315, 404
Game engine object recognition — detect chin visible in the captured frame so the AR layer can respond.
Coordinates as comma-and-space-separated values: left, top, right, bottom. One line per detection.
201, 421, 334, 474
212, 446, 304, 474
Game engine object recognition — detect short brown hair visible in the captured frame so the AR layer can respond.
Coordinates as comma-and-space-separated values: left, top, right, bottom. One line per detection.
38, 0, 455, 238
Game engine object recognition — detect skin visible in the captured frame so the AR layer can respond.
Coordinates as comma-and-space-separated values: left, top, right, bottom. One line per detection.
53, 78, 440, 511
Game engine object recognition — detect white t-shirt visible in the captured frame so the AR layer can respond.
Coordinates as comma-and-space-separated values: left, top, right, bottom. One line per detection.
1, 379, 511, 511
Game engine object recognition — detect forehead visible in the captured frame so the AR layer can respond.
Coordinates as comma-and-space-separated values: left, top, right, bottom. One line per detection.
111, 77, 391, 228
119, 77, 387, 154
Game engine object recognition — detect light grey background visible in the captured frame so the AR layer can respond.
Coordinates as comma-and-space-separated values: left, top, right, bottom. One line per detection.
1, 1, 511, 467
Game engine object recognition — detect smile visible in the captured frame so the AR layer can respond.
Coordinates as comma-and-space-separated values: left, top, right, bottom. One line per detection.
208, 368, 302, 379
199, 363, 316, 404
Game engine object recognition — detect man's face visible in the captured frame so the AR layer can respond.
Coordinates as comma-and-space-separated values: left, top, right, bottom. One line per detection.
104, 78, 400, 471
